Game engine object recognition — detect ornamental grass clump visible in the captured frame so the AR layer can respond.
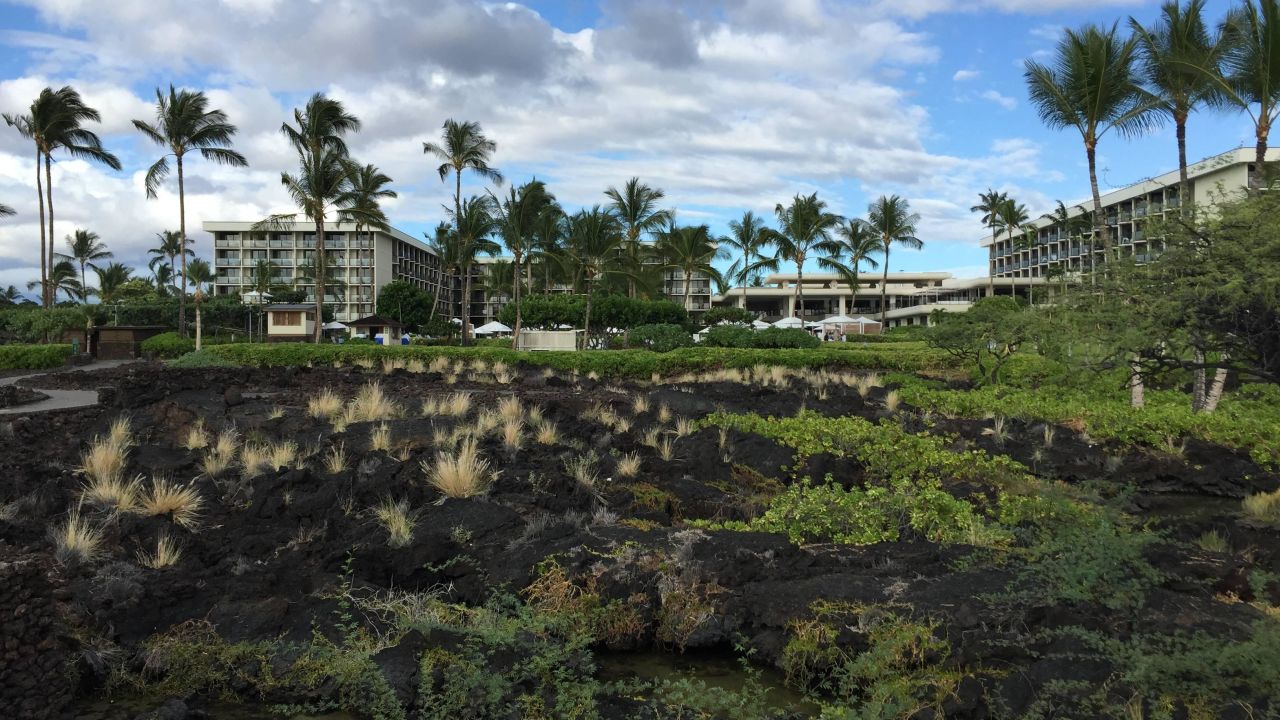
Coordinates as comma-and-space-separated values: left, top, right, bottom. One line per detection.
307, 388, 343, 419
372, 498, 417, 548
141, 477, 203, 529
201, 429, 239, 477
51, 510, 103, 565
81, 472, 142, 514
422, 437, 495, 499
616, 452, 642, 478
1242, 489, 1280, 525
137, 534, 183, 569
346, 382, 399, 424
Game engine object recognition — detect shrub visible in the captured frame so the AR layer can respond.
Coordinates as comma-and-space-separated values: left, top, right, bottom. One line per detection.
701, 306, 754, 326
0, 343, 72, 369
751, 327, 820, 349
628, 324, 694, 352
167, 350, 239, 368
702, 324, 756, 348
141, 332, 195, 358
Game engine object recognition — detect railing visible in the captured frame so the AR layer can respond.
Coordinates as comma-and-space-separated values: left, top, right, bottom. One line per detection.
215, 257, 240, 266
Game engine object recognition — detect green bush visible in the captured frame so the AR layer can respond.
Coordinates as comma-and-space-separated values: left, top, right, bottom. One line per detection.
0, 344, 73, 369
167, 350, 241, 368
628, 324, 694, 352
0, 308, 91, 344
473, 337, 513, 349
701, 306, 754, 326
141, 332, 195, 358
752, 327, 820, 349
702, 325, 756, 348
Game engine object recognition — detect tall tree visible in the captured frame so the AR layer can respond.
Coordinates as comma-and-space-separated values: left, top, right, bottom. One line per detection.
992, 198, 1032, 301
425, 221, 459, 326
561, 207, 625, 348
54, 229, 111, 303
492, 180, 554, 342
93, 262, 133, 305
147, 230, 192, 297
444, 195, 501, 346
1129, 0, 1227, 198
1025, 23, 1155, 254
134, 85, 248, 335
186, 259, 216, 351
31, 260, 81, 304
270, 94, 361, 342
658, 223, 726, 312
5, 86, 121, 308
866, 195, 923, 326
532, 204, 567, 294
766, 193, 841, 319
817, 218, 881, 313
337, 162, 396, 306
1210, 0, 1280, 192
0, 286, 22, 304
971, 188, 1009, 295
1045, 200, 1095, 284
605, 178, 671, 298
719, 210, 774, 304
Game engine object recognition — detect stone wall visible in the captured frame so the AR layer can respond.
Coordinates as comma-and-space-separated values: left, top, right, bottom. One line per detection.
0, 549, 73, 720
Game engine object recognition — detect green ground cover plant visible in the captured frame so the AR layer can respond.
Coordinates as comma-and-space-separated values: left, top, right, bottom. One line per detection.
0, 343, 73, 369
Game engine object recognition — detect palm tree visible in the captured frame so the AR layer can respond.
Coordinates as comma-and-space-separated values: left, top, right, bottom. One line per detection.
1045, 200, 1094, 282
971, 188, 1009, 295
186, 259, 216, 351
1206, 0, 1280, 192
33, 260, 82, 304
269, 94, 361, 342
337, 162, 396, 306
134, 85, 248, 335
561, 207, 625, 348
492, 180, 555, 341
866, 195, 923, 326
54, 229, 111, 303
817, 218, 881, 314
151, 263, 175, 298
94, 262, 133, 305
4, 86, 121, 308
445, 195, 501, 346
424, 119, 503, 285
1129, 1, 1227, 198
992, 198, 1032, 301
605, 178, 671, 298
658, 223, 726, 313
1025, 23, 1155, 252
532, 203, 567, 294
719, 210, 773, 306
765, 193, 841, 319
147, 230, 192, 297
0, 286, 22, 304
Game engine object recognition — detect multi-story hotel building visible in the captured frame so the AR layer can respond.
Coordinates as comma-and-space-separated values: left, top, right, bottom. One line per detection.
986, 147, 1278, 281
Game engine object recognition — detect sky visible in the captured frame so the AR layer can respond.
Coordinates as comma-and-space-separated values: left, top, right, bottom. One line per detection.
0, 0, 1260, 297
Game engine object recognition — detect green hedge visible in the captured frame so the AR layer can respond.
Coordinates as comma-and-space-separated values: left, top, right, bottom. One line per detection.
140, 332, 240, 359
628, 324, 694, 352
702, 325, 821, 349
0, 344, 73, 369
205, 342, 959, 377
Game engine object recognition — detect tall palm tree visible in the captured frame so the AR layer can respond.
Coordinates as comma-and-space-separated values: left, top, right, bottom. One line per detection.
424, 119, 503, 286
445, 195, 501, 346
5, 86, 121, 308
531, 203, 567, 294
54, 229, 111, 303
492, 180, 554, 341
151, 263, 175, 298
0, 286, 22, 304
561, 207, 625, 348
971, 188, 1009, 295
1025, 23, 1156, 252
186, 259, 216, 351
94, 262, 133, 305
765, 193, 841, 319
1207, 0, 1280, 192
267, 94, 361, 342
425, 221, 459, 326
817, 218, 881, 314
1046, 200, 1094, 281
992, 198, 1031, 300
147, 230, 192, 297
605, 178, 671, 298
134, 85, 247, 335
866, 195, 923, 326
658, 223, 726, 313
1129, 0, 1227, 198
32, 260, 82, 304
719, 210, 773, 305
337, 162, 396, 306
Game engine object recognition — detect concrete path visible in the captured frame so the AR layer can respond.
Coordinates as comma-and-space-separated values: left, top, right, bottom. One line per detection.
0, 360, 134, 415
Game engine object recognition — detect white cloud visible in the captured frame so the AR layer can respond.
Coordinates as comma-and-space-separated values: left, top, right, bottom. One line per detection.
981, 89, 1017, 110
953, 69, 980, 81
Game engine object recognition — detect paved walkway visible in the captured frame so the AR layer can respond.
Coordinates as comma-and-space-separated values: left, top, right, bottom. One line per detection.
0, 360, 134, 415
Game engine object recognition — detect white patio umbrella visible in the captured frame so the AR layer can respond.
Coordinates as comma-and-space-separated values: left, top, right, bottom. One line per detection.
772, 316, 804, 328
820, 314, 858, 325
751, 319, 771, 330
474, 321, 512, 335
321, 321, 348, 331
850, 316, 880, 326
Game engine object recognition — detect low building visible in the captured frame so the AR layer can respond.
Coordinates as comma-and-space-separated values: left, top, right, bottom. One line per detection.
264, 304, 316, 342
347, 314, 405, 343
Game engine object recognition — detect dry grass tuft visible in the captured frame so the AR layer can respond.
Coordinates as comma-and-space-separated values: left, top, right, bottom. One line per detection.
673, 416, 694, 438
422, 437, 496, 499
370, 423, 393, 452
81, 472, 142, 513
406, 358, 427, 374
616, 452, 642, 478
240, 443, 272, 478
501, 418, 524, 452
564, 452, 599, 492
497, 395, 524, 422
141, 477, 203, 529
372, 498, 417, 548
354, 356, 376, 370
656, 435, 677, 462
428, 357, 451, 374
137, 533, 183, 569
1242, 489, 1280, 525
307, 388, 344, 419
346, 382, 400, 423
78, 424, 132, 490
106, 417, 134, 450
612, 416, 633, 434
440, 392, 473, 417
182, 419, 209, 451
420, 397, 441, 417
632, 394, 650, 414
657, 403, 672, 424
526, 404, 545, 426
473, 409, 501, 436
51, 510, 102, 565
269, 440, 299, 469
382, 357, 406, 374
534, 420, 561, 446
268, 406, 286, 420
884, 389, 902, 412
201, 429, 239, 478
324, 443, 347, 474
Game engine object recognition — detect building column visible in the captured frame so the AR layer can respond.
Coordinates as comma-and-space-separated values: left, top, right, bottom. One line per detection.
786, 294, 795, 317
737, 291, 746, 309
838, 294, 846, 315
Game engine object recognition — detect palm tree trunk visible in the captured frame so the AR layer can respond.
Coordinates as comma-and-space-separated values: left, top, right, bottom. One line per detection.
177, 154, 188, 337
1176, 116, 1190, 205
314, 217, 326, 344
1192, 345, 1207, 412
879, 245, 890, 326
45, 153, 55, 310
462, 265, 473, 347
512, 250, 523, 346
35, 146, 47, 309
987, 224, 995, 297
1204, 364, 1228, 413
582, 275, 594, 350
1086, 142, 1108, 253
79, 261, 86, 304
795, 257, 804, 319
194, 293, 203, 351
684, 266, 693, 312
1252, 120, 1269, 194
1129, 357, 1144, 409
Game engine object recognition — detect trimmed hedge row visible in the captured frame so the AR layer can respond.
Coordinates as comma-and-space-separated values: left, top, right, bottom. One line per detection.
0, 344, 73, 369
206, 342, 959, 377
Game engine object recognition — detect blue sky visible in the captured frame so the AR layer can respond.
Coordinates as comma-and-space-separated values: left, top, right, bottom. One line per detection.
0, 0, 1259, 293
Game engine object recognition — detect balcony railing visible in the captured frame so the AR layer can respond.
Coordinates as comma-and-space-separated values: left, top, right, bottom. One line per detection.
215, 257, 241, 266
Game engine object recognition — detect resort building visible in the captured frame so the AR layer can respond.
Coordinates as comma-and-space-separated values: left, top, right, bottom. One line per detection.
712, 272, 1038, 328
986, 147, 1279, 281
